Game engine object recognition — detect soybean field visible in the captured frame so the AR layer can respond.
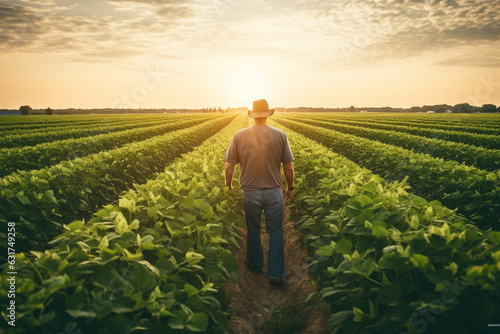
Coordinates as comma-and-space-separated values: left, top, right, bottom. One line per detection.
1, 112, 500, 334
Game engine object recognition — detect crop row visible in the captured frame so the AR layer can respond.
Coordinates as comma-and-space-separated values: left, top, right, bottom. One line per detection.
0, 118, 138, 135
0, 116, 211, 177
350, 114, 498, 127
323, 115, 500, 135
330, 113, 500, 127
0, 114, 201, 135
0, 115, 236, 254
285, 114, 500, 149
0, 114, 153, 126
1, 119, 115, 134
281, 115, 500, 171
273, 117, 500, 230
270, 120, 500, 334
0, 117, 150, 136
0, 115, 247, 334
0, 116, 205, 149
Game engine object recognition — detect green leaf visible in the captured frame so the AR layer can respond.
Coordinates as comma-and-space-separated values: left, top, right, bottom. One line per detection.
217, 250, 238, 273
327, 310, 352, 328
316, 245, 333, 257
353, 307, 364, 322
168, 317, 185, 330
334, 239, 353, 254
44, 275, 68, 295
184, 283, 199, 296
119, 197, 136, 212
66, 290, 113, 318
122, 248, 143, 261
345, 199, 362, 217
115, 212, 129, 235
129, 219, 140, 230
376, 285, 401, 305
138, 260, 160, 276
2, 189, 15, 198
372, 225, 389, 238
36, 311, 56, 325
129, 263, 157, 292
408, 215, 419, 229
351, 258, 377, 277
38, 251, 62, 273
18, 195, 31, 205
488, 231, 500, 244
410, 254, 429, 270
369, 299, 376, 319
91, 266, 125, 291
98, 236, 109, 250
187, 312, 209, 332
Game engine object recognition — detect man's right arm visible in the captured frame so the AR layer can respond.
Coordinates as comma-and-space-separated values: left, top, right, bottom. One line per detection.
225, 162, 235, 189
283, 161, 295, 201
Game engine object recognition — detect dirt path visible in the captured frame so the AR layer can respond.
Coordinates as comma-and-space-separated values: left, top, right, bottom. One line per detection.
224, 206, 329, 334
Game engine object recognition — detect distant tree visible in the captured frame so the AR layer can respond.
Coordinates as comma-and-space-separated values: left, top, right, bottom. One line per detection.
452, 103, 474, 113
436, 105, 447, 113
497, 106, 500, 113
349, 105, 355, 112
46, 107, 54, 115
410, 106, 422, 112
19, 105, 32, 115
480, 104, 497, 113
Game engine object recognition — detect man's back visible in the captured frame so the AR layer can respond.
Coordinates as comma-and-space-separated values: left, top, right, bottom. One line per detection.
224, 124, 294, 191
224, 99, 295, 285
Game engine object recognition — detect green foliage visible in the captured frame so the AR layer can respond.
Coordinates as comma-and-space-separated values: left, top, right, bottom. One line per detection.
480, 104, 497, 113
285, 115, 500, 171
0, 116, 247, 333
19, 105, 32, 115
288, 114, 500, 149
274, 117, 500, 230
0, 116, 203, 149
0, 115, 235, 255
0, 116, 211, 177
271, 122, 500, 334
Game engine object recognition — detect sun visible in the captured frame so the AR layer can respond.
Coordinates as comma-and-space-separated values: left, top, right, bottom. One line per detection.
225, 62, 270, 107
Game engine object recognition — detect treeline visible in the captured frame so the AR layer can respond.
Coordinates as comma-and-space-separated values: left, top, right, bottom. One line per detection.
285, 103, 499, 113
0, 107, 235, 116
2, 103, 499, 116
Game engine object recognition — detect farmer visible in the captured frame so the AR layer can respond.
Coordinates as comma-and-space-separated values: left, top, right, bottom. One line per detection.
224, 99, 295, 285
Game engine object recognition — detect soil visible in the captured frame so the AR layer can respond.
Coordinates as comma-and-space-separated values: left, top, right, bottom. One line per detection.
224, 206, 330, 334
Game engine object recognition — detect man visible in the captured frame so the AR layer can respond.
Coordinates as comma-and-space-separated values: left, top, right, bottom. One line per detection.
224, 99, 295, 285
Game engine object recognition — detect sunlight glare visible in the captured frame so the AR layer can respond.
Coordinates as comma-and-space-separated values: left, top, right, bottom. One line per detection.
225, 62, 270, 107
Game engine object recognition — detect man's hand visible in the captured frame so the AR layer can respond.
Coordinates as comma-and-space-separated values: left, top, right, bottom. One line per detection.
285, 189, 294, 202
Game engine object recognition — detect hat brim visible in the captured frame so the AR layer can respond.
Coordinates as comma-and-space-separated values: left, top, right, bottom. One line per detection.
248, 109, 275, 118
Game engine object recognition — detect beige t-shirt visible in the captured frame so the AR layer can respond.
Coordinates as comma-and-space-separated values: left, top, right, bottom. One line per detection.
224, 125, 295, 191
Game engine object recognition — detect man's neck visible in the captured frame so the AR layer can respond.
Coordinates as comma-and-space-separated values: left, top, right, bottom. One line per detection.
253, 118, 267, 125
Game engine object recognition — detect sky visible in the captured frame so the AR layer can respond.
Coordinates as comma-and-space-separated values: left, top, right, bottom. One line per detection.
0, 0, 499, 109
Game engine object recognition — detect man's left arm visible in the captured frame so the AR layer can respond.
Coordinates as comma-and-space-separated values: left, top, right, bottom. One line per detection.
224, 135, 238, 189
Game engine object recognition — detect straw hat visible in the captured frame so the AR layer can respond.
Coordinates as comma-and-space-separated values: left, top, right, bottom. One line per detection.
248, 99, 274, 118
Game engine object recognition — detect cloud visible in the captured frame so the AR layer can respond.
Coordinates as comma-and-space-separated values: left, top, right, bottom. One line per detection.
296, 0, 500, 67
107, 0, 195, 19
0, 0, 498, 69
0, 4, 50, 48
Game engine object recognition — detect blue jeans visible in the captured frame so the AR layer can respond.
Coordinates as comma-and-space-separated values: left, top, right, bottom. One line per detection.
243, 187, 285, 280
